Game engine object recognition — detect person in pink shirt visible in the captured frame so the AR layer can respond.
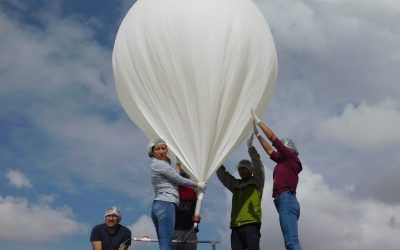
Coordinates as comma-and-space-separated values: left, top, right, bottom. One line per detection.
252, 111, 303, 250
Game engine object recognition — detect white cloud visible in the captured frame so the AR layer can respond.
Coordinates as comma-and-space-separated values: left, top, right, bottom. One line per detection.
294, 167, 400, 250
128, 215, 157, 239
0, 2, 153, 201
256, 0, 400, 104
128, 215, 159, 249
256, 0, 326, 56
214, 166, 400, 250
37, 194, 58, 204
6, 170, 32, 189
315, 99, 400, 152
0, 196, 87, 242
0, 8, 114, 100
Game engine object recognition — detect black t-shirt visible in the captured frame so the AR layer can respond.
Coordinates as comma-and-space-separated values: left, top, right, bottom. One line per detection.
175, 200, 197, 230
90, 223, 131, 250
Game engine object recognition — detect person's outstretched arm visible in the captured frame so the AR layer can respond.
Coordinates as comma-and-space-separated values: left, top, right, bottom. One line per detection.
252, 110, 277, 142
253, 118, 274, 156
153, 160, 205, 191
216, 165, 238, 192
246, 133, 265, 189
92, 241, 101, 250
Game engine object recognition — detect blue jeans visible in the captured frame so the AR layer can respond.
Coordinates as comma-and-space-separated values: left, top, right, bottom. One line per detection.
152, 200, 176, 250
274, 192, 303, 250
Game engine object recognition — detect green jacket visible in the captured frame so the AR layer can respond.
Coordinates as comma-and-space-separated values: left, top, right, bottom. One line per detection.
217, 146, 265, 228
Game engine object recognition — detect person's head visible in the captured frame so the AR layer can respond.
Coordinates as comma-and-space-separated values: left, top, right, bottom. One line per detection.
104, 206, 121, 228
281, 137, 299, 155
148, 139, 168, 160
237, 159, 253, 180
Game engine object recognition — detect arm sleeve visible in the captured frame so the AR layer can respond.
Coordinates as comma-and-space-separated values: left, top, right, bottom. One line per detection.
162, 166, 197, 187
216, 165, 238, 192
90, 226, 101, 242
123, 228, 132, 247
270, 150, 282, 163
248, 146, 265, 189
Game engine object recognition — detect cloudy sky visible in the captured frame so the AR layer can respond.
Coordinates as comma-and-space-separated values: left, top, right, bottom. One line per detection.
1, 0, 399, 249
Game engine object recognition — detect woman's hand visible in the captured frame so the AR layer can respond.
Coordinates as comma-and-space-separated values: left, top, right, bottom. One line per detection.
197, 181, 207, 192
251, 109, 261, 125
247, 133, 254, 148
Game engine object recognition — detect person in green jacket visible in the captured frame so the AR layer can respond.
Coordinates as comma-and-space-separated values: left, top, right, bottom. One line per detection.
216, 133, 265, 250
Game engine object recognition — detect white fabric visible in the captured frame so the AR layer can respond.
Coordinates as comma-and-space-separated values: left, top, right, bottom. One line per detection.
112, 0, 277, 181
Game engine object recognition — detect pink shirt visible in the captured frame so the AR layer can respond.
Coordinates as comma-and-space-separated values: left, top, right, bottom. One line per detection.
270, 138, 302, 198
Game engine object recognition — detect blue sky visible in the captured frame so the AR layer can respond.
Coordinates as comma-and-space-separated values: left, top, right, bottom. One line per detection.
1, 0, 400, 250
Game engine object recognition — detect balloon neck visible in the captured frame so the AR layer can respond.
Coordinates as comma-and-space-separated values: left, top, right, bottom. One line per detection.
193, 190, 205, 225
197, 191, 205, 200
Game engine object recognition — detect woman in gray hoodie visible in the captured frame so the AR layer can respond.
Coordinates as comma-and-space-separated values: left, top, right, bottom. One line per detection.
148, 139, 206, 250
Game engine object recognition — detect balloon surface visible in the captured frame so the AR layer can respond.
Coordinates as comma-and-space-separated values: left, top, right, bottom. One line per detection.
113, 0, 277, 181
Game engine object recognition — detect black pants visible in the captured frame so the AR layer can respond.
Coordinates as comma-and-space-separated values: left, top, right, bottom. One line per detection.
231, 224, 261, 250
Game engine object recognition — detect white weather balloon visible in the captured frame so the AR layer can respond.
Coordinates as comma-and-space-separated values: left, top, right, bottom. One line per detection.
113, 0, 277, 182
